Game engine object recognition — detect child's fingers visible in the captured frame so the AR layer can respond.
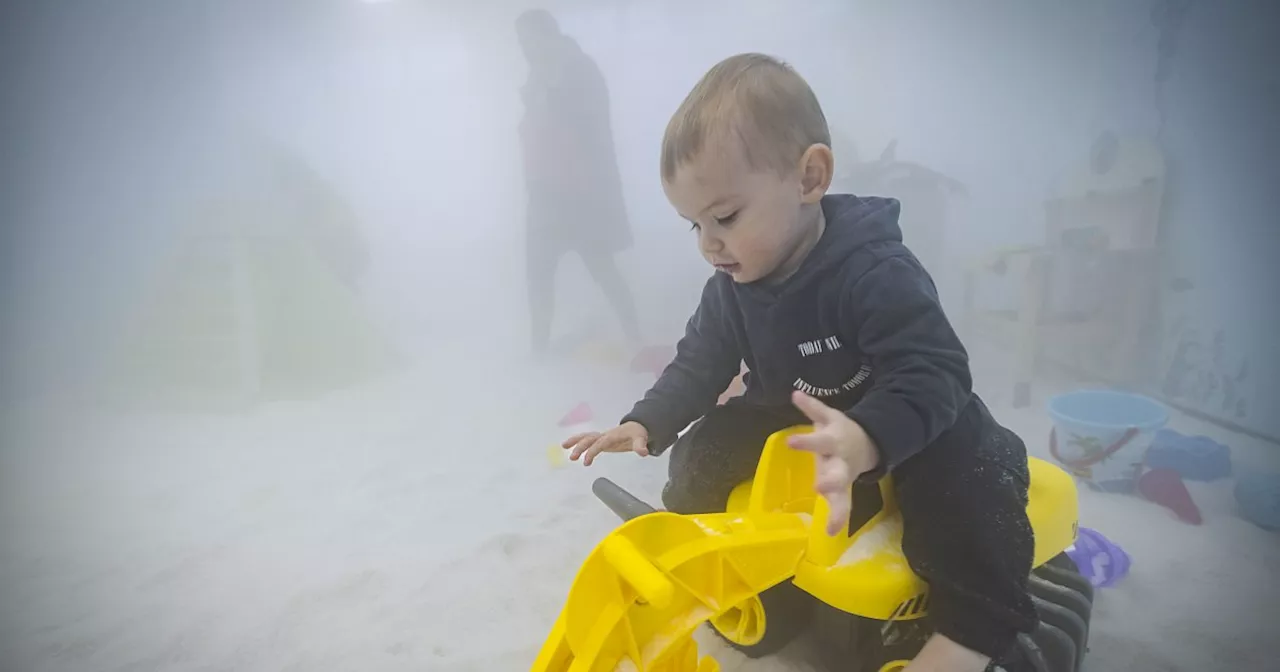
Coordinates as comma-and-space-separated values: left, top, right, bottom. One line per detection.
791, 390, 841, 426
568, 434, 601, 461
788, 431, 837, 457
813, 453, 853, 536
581, 440, 606, 466
562, 432, 597, 450
824, 488, 853, 536
815, 456, 852, 494
575, 431, 649, 466
582, 434, 626, 466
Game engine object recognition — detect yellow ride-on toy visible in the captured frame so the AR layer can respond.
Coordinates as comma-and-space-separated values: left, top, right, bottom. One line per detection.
531, 427, 1093, 672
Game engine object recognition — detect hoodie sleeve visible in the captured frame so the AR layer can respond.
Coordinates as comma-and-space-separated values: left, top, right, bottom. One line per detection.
621, 277, 742, 455
842, 255, 972, 476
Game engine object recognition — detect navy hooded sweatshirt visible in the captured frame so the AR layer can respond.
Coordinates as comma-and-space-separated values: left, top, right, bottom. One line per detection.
622, 194, 975, 476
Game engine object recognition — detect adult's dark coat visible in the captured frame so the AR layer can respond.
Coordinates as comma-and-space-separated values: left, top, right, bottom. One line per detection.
519, 37, 631, 255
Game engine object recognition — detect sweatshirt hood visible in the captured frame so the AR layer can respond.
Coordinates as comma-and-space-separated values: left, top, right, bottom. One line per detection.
743, 194, 904, 299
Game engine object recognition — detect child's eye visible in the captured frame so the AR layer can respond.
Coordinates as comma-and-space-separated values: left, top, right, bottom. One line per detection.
715, 211, 740, 226
688, 221, 700, 232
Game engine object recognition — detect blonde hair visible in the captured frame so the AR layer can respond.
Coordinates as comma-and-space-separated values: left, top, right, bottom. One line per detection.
661, 53, 831, 182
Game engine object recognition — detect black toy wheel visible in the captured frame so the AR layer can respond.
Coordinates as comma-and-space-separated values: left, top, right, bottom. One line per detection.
1004, 552, 1092, 672
1036, 559, 1094, 609
810, 602, 929, 672
1001, 633, 1052, 672
1027, 620, 1075, 672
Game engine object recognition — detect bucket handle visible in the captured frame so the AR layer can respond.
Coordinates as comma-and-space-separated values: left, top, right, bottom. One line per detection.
1050, 426, 1140, 475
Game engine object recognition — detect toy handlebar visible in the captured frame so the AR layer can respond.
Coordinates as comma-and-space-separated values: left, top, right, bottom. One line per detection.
592, 477, 657, 521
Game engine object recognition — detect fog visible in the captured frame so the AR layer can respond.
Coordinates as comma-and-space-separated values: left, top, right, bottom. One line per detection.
2, 1, 1278, 671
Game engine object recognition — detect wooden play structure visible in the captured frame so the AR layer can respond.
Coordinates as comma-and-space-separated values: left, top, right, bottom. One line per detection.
963, 131, 1165, 407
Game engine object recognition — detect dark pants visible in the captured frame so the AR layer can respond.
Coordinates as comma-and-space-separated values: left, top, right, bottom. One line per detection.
526, 235, 641, 354
661, 399, 1039, 662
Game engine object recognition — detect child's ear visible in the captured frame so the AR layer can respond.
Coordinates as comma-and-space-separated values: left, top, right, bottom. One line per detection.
798, 143, 833, 204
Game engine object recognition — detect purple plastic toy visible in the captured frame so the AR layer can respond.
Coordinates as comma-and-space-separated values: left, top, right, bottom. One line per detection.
1065, 527, 1131, 588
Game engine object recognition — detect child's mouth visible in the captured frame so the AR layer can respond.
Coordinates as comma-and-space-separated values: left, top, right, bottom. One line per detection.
714, 263, 741, 274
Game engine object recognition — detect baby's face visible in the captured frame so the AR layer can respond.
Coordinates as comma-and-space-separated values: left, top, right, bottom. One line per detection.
663, 140, 810, 284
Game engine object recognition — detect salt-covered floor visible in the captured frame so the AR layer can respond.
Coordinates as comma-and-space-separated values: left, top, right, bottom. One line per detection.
1, 343, 1277, 672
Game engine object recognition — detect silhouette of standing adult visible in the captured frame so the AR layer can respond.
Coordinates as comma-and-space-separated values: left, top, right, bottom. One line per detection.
516, 9, 641, 356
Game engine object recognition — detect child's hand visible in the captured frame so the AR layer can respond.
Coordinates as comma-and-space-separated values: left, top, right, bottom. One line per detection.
562, 421, 650, 467
787, 390, 882, 536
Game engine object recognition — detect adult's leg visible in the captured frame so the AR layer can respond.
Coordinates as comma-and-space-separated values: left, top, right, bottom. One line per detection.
526, 232, 561, 355
579, 251, 643, 346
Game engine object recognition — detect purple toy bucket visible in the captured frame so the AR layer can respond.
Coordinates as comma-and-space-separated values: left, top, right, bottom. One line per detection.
1065, 527, 1130, 588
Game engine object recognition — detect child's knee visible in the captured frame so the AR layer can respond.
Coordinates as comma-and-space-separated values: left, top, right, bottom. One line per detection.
659, 480, 698, 515
660, 404, 793, 515
660, 475, 725, 515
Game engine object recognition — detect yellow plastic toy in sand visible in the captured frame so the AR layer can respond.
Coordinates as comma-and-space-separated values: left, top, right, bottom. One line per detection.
532, 426, 1091, 672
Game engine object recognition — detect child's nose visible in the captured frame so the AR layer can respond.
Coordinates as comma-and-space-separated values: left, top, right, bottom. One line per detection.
698, 228, 724, 253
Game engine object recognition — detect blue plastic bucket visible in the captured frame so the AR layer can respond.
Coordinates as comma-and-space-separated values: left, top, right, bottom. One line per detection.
1048, 390, 1169, 492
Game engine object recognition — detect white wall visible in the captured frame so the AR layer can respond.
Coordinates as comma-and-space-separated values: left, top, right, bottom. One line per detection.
0, 1, 220, 401
1154, 0, 1280, 438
